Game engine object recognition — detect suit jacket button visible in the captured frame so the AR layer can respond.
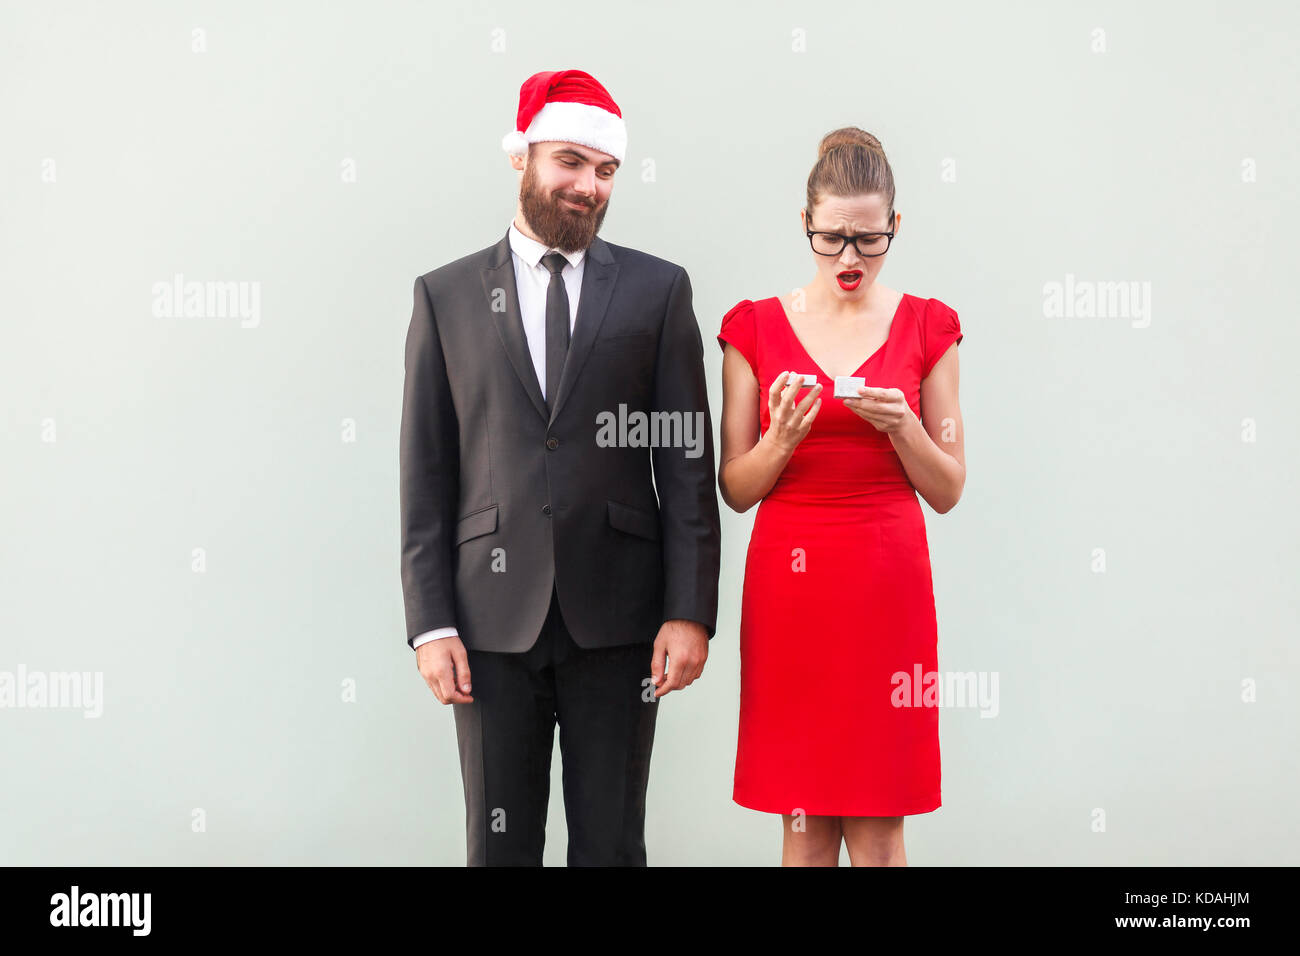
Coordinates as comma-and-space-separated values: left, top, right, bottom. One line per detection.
546, 437, 559, 450
542, 504, 552, 516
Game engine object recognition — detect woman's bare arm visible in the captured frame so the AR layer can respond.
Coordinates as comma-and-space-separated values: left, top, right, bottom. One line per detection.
717, 347, 822, 513
889, 345, 966, 513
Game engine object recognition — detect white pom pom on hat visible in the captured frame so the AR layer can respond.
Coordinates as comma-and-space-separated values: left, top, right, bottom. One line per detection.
501, 129, 529, 156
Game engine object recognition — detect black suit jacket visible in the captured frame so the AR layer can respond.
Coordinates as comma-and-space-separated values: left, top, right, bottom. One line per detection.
399, 230, 721, 652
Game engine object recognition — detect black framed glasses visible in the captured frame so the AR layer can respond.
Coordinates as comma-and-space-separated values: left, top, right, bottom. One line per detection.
805, 212, 895, 257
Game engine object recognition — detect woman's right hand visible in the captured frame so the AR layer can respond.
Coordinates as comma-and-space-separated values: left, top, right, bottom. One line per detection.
764, 371, 823, 454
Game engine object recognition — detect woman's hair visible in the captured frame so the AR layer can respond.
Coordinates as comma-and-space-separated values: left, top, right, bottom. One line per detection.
805, 127, 895, 228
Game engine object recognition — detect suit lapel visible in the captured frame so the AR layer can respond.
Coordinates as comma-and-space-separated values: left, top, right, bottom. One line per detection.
549, 235, 618, 425
481, 231, 548, 423
479, 231, 620, 427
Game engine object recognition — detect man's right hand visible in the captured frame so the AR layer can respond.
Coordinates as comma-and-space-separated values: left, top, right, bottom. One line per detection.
416, 636, 474, 704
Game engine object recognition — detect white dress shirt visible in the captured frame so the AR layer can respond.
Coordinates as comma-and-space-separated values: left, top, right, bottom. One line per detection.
411, 220, 586, 651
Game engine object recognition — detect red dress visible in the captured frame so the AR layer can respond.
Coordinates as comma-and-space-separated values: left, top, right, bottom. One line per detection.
717, 293, 963, 817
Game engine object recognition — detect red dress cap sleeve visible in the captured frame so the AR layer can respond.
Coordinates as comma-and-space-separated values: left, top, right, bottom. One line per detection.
922, 297, 963, 379
717, 299, 758, 376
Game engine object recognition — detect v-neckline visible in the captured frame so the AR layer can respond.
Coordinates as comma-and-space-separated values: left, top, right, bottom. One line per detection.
774, 292, 908, 381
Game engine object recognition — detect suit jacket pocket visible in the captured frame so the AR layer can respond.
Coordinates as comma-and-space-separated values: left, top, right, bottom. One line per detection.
607, 499, 660, 541
456, 504, 498, 546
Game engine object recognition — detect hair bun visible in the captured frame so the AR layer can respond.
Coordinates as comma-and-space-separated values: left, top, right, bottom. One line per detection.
806, 126, 895, 221
817, 127, 883, 159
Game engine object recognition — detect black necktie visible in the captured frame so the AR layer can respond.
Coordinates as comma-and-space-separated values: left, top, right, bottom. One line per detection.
541, 252, 570, 410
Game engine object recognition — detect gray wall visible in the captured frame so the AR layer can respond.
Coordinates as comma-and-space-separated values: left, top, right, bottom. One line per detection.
2, 0, 1296, 865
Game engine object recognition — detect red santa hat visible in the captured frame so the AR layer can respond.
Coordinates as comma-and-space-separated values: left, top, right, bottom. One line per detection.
501, 69, 626, 163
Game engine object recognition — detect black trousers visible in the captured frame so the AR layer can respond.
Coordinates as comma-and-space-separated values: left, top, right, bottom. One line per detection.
452, 586, 659, 866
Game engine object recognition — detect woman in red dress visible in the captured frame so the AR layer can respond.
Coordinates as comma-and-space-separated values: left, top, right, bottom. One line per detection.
717, 128, 966, 866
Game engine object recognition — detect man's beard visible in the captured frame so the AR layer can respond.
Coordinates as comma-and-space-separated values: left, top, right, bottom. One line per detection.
519, 159, 609, 253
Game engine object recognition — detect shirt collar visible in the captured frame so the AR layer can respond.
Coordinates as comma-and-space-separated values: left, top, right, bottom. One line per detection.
508, 220, 586, 271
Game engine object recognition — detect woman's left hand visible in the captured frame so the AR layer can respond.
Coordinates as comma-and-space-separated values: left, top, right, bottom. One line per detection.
842, 385, 914, 434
